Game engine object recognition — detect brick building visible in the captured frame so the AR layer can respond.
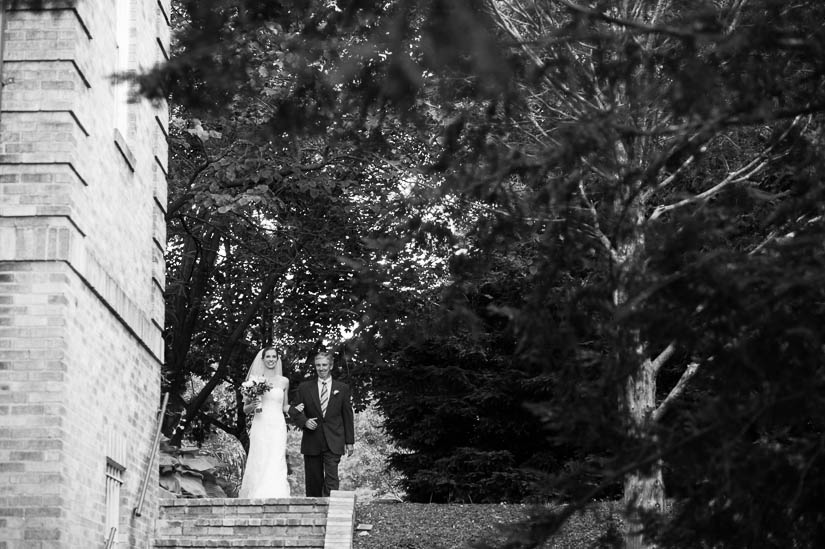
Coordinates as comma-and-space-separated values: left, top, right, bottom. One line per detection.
0, 1, 169, 547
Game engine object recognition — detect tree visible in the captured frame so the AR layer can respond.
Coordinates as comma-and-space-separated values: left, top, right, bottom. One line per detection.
158, 0, 446, 447
442, 2, 825, 547
162, 102, 416, 445
368, 249, 558, 503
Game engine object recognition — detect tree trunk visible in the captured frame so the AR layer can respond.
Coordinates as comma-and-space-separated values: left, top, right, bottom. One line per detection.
169, 270, 281, 446
165, 222, 223, 395
614, 209, 664, 548
622, 354, 665, 549
162, 224, 223, 435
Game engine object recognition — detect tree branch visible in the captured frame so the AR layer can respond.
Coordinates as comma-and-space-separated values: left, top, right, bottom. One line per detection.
724, 104, 825, 126
196, 410, 237, 437
559, 0, 699, 38
488, 0, 599, 114
170, 269, 282, 444
558, 0, 713, 39
655, 150, 701, 189
579, 181, 619, 262
748, 229, 779, 256
650, 157, 771, 220
650, 341, 676, 375
649, 116, 802, 221
167, 160, 211, 219
653, 361, 699, 422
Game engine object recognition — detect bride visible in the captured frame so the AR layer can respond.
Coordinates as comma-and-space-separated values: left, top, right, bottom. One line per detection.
238, 346, 297, 498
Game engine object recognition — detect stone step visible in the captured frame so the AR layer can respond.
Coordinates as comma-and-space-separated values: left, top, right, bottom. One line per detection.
154, 491, 356, 549
158, 497, 329, 519
155, 537, 324, 549
156, 517, 326, 538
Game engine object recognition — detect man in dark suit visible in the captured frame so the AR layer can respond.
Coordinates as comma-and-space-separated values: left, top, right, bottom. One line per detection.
289, 352, 355, 496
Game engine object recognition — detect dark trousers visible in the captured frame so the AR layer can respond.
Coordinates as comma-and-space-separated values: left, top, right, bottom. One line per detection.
304, 451, 342, 497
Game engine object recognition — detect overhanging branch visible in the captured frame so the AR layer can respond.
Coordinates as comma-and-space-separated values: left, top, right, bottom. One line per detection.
653, 361, 699, 422
649, 116, 803, 221
579, 181, 619, 262
650, 341, 676, 375
558, 0, 702, 39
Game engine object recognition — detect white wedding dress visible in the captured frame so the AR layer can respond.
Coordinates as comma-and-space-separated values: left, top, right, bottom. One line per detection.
238, 381, 290, 498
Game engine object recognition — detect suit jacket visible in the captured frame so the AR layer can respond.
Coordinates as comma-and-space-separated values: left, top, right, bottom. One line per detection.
289, 378, 355, 455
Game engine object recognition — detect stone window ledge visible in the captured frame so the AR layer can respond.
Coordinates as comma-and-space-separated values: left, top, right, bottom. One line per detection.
114, 128, 136, 172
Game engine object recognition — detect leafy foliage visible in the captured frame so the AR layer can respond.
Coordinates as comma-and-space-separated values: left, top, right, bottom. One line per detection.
332, 405, 409, 501
158, 0, 436, 444
367, 251, 566, 503
159, 438, 227, 498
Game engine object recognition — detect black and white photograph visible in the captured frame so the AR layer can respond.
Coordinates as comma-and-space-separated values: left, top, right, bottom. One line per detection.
2, 1, 824, 548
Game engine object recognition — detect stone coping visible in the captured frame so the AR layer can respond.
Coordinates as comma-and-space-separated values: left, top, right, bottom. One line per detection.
160, 497, 328, 507
182, 517, 327, 526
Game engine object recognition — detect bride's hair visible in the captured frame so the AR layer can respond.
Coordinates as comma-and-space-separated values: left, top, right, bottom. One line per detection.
245, 346, 283, 380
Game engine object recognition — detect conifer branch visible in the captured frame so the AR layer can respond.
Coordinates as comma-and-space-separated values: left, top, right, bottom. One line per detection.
653, 362, 699, 422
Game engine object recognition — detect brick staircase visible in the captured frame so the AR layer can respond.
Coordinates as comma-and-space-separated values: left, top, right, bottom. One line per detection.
154, 491, 356, 549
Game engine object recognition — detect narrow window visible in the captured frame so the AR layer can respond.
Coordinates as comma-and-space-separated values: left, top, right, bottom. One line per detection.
105, 458, 125, 547
105, 431, 127, 548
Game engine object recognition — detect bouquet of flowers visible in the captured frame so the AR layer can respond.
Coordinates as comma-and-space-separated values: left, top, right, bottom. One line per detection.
241, 377, 273, 413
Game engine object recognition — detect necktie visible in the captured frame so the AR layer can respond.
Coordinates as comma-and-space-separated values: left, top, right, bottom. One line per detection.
320, 381, 328, 416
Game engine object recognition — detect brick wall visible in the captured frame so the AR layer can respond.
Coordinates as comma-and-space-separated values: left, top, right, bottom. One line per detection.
0, 1, 169, 547
154, 497, 332, 549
